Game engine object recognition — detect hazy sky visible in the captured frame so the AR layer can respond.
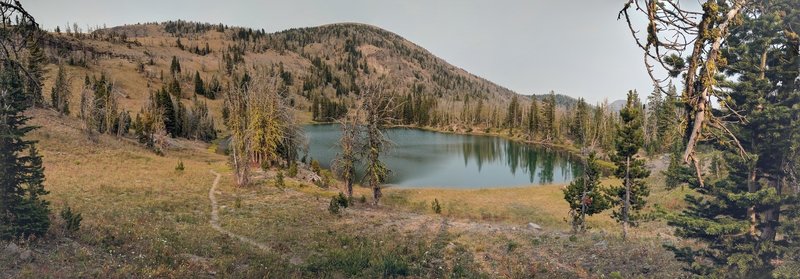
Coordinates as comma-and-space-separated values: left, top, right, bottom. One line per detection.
26, 0, 661, 103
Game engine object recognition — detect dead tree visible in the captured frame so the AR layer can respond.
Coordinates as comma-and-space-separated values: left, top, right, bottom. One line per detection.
619, 0, 747, 186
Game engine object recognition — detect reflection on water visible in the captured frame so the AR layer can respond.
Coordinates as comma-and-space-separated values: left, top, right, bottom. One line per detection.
305, 124, 583, 189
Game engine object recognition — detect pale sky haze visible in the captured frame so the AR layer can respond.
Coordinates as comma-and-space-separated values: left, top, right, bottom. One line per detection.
25, 0, 661, 104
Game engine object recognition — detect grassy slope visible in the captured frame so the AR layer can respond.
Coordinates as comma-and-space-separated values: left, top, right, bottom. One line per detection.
0, 109, 688, 278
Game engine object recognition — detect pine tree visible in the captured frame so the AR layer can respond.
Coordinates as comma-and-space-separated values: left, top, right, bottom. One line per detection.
666, 3, 800, 276
169, 77, 182, 99
170, 56, 181, 75
645, 85, 662, 154
155, 87, 177, 136
563, 152, 611, 233
50, 64, 70, 115
542, 92, 557, 141
608, 90, 649, 240
527, 99, 539, 139
571, 98, 589, 145
657, 83, 680, 150
505, 95, 520, 135
193, 71, 205, 97
0, 28, 51, 238
26, 35, 46, 107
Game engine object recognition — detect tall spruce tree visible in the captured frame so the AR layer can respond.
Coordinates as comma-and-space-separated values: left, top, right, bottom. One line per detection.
609, 90, 650, 240
170, 56, 181, 76
25, 32, 45, 107
645, 85, 663, 154
50, 64, 70, 115
542, 92, 557, 141
571, 98, 589, 145
505, 95, 520, 135
0, 2, 50, 239
666, 2, 800, 276
193, 71, 205, 97
527, 99, 539, 139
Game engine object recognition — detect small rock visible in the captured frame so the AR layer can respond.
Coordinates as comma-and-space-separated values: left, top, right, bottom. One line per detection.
3, 243, 20, 256
527, 223, 542, 230
594, 240, 608, 249
19, 250, 32, 261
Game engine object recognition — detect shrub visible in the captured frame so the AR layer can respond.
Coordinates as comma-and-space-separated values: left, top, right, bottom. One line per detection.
359, 195, 367, 204
336, 192, 349, 208
275, 171, 285, 188
321, 170, 335, 188
311, 159, 321, 174
288, 161, 298, 177
60, 206, 83, 233
328, 197, 341, 215
431, 198, 442, 214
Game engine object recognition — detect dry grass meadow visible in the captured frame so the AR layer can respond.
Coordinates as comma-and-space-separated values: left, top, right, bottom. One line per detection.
0, 109, 691, 278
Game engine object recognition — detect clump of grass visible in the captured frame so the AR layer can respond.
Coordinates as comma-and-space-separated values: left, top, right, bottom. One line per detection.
275, 171, 285, 188
431, 198, 442, 214
60, 205, 83, 233
359, 195, 367, 204
335, 192, 349, 208
310, 159, 320, 174
328, 192, 350, 215
175, 160, 184, 172
328, 197, 341, 215
288, 161, 298, 177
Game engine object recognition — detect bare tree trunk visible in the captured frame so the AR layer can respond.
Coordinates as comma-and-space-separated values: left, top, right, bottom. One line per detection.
748, 169, 758, 236
623, 156, 631, 240
683, 1, 745, 181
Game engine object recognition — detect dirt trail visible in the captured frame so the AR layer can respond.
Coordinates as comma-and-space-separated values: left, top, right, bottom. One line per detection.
208, 171, 277, 254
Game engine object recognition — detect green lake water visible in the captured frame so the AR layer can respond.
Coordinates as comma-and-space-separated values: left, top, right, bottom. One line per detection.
304, 124, 583, 188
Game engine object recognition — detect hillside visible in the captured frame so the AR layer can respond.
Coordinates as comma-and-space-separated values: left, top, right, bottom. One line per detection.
40, 21, 520, 122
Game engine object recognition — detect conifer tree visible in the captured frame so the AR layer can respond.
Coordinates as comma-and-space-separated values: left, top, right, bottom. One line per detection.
657, 83, 680, 150
608, 90, 649, 240
505, 95, 520, 135
26, 33, 46, 107
563, 152, 611, 233
193, 71, 205, 97
0, 3, 50, 239
542, 92, 557, 141
51, 64, 70, 115
169, 77, 182, 99
527, 99, 539, 139
666, 2, 800, 276
571, 98, 589, 145
170, 56, 181, 75
645, 85, 662, 154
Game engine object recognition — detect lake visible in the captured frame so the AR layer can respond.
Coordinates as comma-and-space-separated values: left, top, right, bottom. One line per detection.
304, 124, 584, 189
